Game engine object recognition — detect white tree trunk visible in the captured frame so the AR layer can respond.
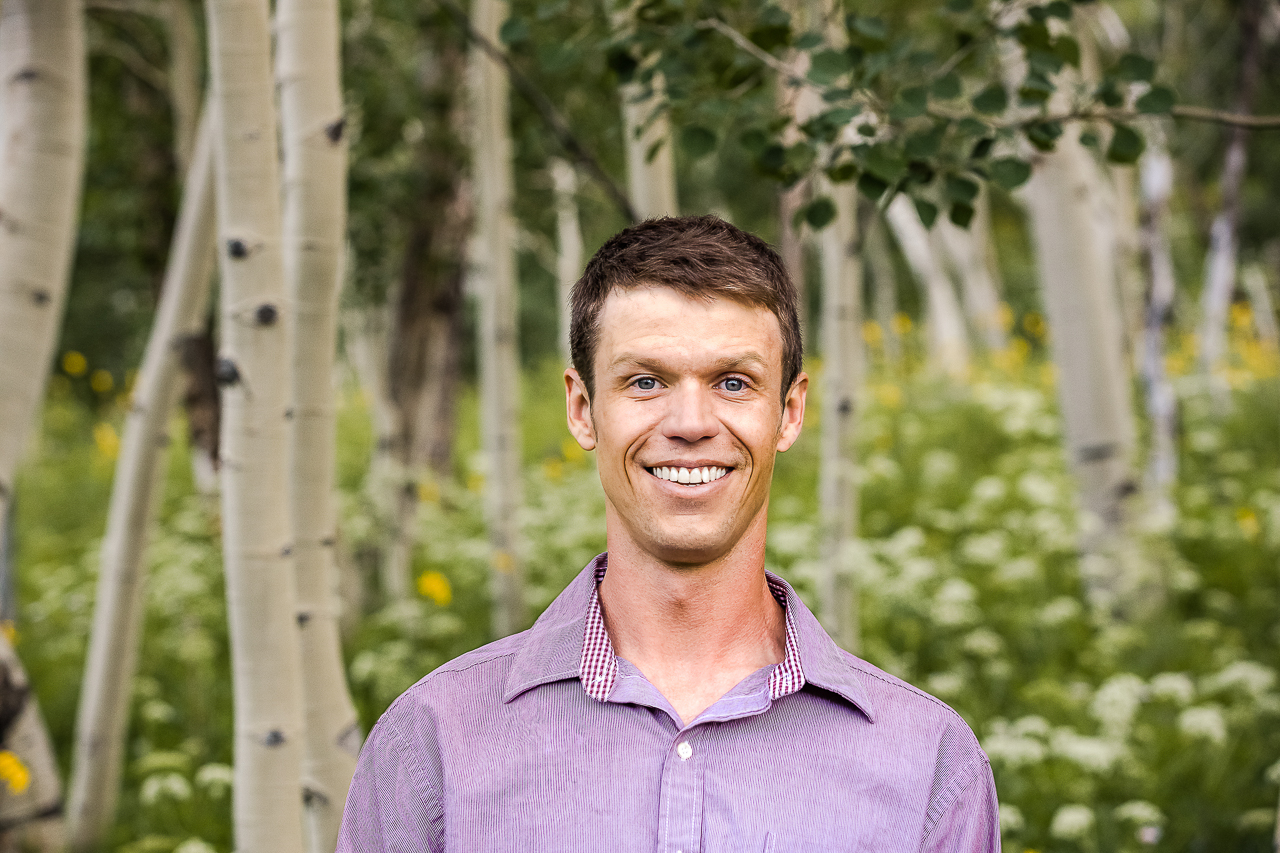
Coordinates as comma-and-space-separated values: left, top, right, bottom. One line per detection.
165, 0, 201, 171
609, 1, 676, 219
0, 1, 85, 846
470, 0, 524, 637
550, 158, 582, 365
885, 195, 970, 380
1022, 131, 1139, 611
204, 0, 306, 850
0, 634, 64, 852
865, 213, 901, 369
1242, 263, 1279, 350
816, 180, 861, 652
66, 106, 217, 853
936, 194, 1007, 353
276, 0, 362, 849
1138, 140, 1178, 524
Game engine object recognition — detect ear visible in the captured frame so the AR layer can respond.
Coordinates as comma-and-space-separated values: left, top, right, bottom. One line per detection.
776, 372, 808, 452
565, 368, 596, 451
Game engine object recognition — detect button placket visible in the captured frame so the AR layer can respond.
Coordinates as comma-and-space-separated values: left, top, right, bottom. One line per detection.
658, 731, 705, 853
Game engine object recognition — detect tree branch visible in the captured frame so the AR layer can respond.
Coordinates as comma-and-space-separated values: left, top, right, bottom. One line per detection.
435, 0, 638, 223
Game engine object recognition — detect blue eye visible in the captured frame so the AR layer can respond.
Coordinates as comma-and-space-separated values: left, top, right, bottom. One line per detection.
635, 377, 658, 391
723, 378, 746, 392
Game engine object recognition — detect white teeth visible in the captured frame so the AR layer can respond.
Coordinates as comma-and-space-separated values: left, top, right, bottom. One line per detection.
649, 466, 729, 484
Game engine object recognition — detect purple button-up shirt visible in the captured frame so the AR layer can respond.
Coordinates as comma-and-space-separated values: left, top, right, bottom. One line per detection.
338, 554, 1000, 852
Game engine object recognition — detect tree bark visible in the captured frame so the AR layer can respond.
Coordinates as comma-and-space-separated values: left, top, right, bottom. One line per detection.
936, 194, 1007, 353
0, 635, 63, 853
276, 0, 362, 848
204, 0, 305, 849
66, 105, 217, 853
470, 0, 525, 638
609, 0, 677, 220
551, 158, 582, 365
1137, 137, 1178, 523
1198, 0, 1263, 395
0, 1, 86, 846
1022, 130, 1140, 613
885, 194, 970, 380
865, 211, 901, 370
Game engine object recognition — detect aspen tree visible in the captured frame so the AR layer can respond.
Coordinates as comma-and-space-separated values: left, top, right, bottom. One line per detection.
470, 0, 525, 637
0, 1, 85, 846
1022, 130, 1139, 612
609, 0, 677, 219
936, 196, 1007, 353
204, 0, 306, 849
865, 214, 901, 370
67, 108, 217, 853
551, 158, 583, 364
885, 194, 970, 380
276, 0, 362, 846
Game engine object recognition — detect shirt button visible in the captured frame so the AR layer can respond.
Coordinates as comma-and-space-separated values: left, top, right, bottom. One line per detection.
677, 742, 693, 760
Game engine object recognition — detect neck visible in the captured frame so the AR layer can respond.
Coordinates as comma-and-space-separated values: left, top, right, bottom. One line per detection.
598, 518, 786, 726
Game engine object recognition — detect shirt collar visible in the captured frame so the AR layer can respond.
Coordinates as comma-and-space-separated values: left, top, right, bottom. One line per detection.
502, 553, 876, 722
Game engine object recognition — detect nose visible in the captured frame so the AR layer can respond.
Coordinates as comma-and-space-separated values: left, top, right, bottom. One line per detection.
660, 382, 719, 443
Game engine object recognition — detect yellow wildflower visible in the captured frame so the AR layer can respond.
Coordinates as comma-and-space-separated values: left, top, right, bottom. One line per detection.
892, 313, 913, 336
93, 423, 120, 460
0, 751, 30, 794
862, 321, 883, 346
416, 571, 453, 607
1237, 508, 1259, 540
62, 351, 88, 377
90, 369, 115, 394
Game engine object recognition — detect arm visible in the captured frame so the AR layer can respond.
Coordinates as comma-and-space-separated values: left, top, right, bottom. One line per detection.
336, 716, 446, 852
917, 759, 1001, 853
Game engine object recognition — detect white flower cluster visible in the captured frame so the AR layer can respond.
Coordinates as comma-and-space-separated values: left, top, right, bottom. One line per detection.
1178, 704, 1228, 745
1201, 660, 1276, 700
1090, 673, 1147, 739
1049, 804, 1095, 840
1149, 672, 1196, 705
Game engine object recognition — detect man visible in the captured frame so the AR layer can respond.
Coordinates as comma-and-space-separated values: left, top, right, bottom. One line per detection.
338, 216, 999, 852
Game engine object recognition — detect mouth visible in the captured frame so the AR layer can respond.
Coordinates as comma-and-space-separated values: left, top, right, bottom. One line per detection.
646, 465, 731, 486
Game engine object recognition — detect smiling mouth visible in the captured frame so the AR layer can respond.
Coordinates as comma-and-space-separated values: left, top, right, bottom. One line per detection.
646, 466, 730, 486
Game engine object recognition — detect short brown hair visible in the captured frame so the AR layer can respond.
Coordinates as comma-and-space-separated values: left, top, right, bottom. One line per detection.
570, 215, 803, 401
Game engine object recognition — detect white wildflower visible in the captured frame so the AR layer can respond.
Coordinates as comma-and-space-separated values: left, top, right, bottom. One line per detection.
140, 772, 192, 805
922, 449, 960, 486
962, 628, 1004, 657
932, 578, 979, 626
174, 840, 219, 853
982, 718, 1047, 768
1237, 809, 1275, 833
1017, 471, 1059, 507
1137, 825, 1163, 844
970, 476, 1007, 505
1202, 660, 1277, 700
925, 671, 966, 698
1090, 674, 1147, 738
195, 762, 234, 795
1049, 804, 1095, 840
961, 531, 1008, 565
1149, 672, 1195, 705
1039, 595, 1082, 626
995, 556, 1038, 585
998, 803, 1025, 835
1049, 727, 1124, 773
1266, 758, 1280, 785
1178, 704, 1227, 745
1011, 715, 1051, 738
1114, 800, 1165, 826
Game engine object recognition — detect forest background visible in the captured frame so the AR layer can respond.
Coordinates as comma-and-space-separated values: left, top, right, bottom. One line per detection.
0, 0, 1278, 851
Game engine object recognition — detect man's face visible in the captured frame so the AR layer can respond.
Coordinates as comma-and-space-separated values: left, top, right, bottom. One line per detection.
565, 286, 807, 567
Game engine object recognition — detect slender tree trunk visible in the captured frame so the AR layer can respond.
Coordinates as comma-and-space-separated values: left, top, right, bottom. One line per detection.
470, 0, 524, 637
0, 1, 86, 846
1199, 0, 1263, 395
0, 634, 63, 852
1242, 263, 1278, 350
936, 194, 1007, 353
609, 0, 676, 219
885, 194, 970, 380
165, 0, 201, 172
204, 0, 306, 849
1022, 130, 1140, 613
66, 106, 217, 853
551, 158, 582, 365
816, 180, 861, 652
865, 212, 901, 370
1138, 138, 1178, 524
276, 0, 361, 849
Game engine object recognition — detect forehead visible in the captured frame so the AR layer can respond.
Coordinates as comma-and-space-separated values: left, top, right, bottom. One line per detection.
595, 286, 783, 370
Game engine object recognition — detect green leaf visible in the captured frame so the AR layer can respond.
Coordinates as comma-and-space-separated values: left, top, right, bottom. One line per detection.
1136, 85, 1176, 114
905, 123, 947, 159
956, 117, 990, 137
988, 157, 1032, 190
945, 174, 979, 203
857, 171, 890, 200
804, 197, 837, 228
914, 198, 939, 228
680, 125, 718, 159
857, 123, 877, 137
1052, 35, 1080, 66
1016, 22, 1052, 51
499, 16, 530, 45
906, 160, 936, 185
1025, 121, 1063, 151
970, 137, 994, 159
945, 0, 974, 11
1045, 1, 1073, 19
785, 141, 817, 173
972, 84, 1008, 115
1115, 53, 1155, 83
809, 49, 854, 84
606, 47, 639, 82
850, 15, 887, 42
861, 143, 907, 182
931, 73, 962, 100
795, 32, 823, 50
827, 161, 858, 182
739, 128, 769, 153
1096, 78, 1124, 107
891, 86, 929, 119
1106, 124, 1145, 164
1079, 130, 1100, 148
949, 201, 975, 228
1019, 71, 1055, 105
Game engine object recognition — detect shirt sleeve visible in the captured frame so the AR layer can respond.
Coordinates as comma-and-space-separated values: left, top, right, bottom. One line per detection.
917, 758, 1001, 853
336, 713, 446, 853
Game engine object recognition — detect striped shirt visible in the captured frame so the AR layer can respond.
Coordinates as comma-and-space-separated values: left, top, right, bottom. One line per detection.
338, 553, 1000, 852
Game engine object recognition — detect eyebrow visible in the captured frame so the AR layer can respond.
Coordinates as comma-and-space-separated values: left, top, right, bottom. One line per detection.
607, 352, 771, 377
